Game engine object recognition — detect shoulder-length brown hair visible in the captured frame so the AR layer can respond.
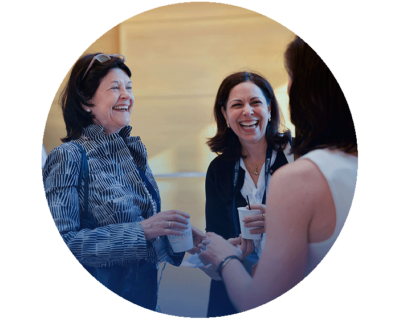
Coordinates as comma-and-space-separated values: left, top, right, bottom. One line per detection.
285, 37, 357, 156
207, 71, 291, 161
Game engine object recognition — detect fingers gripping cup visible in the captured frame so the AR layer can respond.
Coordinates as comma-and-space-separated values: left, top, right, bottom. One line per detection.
167, 217, 194, 253
237, 207, 263, 240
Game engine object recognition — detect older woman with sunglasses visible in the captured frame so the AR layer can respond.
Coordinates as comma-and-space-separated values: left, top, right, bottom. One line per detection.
43, 53, 207, 311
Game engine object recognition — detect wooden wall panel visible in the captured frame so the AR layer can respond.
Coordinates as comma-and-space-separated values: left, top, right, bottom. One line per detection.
121, 2, 294, 174
41, 4, 296, 317
43, 3, 294, 173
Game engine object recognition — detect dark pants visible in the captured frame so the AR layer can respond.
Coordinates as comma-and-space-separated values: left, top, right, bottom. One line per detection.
207, 252, 258, 317
207, 279, 237, 317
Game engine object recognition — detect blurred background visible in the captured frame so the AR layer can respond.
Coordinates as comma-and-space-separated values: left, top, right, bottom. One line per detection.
42, 2, 295, 317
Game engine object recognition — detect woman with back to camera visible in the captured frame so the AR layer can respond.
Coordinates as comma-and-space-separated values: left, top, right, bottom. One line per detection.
199, 36, 358, 311
42, 53, 207, 311
204, 71, 294, 317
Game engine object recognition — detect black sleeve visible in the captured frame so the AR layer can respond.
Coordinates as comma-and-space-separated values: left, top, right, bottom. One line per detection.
205, 159, 231, 240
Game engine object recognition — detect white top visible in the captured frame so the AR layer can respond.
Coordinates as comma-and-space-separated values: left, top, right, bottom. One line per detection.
301, 148, 358, 276
239, 150, 277, 204
240, 151, 277, 254
257, 148, 357, 272
240, 147, 294, 255
239, 144, 295, 203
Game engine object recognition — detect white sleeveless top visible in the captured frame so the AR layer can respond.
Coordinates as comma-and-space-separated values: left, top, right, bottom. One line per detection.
257, 148, 358, 277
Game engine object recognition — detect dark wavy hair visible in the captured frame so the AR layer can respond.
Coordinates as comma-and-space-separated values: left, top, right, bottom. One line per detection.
285, 37, 357, 156
60, 53, 131, 142
207, 72, 291, 161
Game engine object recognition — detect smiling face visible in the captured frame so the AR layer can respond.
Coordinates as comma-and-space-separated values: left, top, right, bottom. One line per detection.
88, 68, 134, 135
222, 81, 271, 148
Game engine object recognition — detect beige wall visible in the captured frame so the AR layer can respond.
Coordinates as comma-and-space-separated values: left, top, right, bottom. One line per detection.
42, 4, 296, 316
43, 2, 295, 174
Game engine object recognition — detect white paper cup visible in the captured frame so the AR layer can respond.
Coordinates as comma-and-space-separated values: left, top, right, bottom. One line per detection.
167, 217, 194, 253
237, 207, 263, 240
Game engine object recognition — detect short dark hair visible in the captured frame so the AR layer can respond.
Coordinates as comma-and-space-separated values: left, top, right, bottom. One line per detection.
284, 37, 357, 156
206, 71, 291, 161
60, 53, 131, 142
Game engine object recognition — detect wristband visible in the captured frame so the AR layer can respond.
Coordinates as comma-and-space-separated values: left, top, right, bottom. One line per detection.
216, 255, 241, 279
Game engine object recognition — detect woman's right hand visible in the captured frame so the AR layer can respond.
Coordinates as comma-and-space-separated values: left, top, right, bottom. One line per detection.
228, 235, 254, 260
242, 204, 267, 234
141, 210, 190, 240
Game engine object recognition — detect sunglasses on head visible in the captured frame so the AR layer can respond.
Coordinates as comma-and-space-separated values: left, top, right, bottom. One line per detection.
82, 53, 126, 80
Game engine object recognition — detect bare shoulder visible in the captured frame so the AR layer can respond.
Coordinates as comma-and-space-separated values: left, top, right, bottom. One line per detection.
271, 158, 324, 189
266, 159, 329, 221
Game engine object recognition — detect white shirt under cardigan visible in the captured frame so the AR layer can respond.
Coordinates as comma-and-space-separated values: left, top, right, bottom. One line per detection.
239, 150, 277, 255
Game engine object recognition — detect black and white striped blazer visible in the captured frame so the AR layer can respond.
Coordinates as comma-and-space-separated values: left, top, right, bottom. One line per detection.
43, 124, 182, 268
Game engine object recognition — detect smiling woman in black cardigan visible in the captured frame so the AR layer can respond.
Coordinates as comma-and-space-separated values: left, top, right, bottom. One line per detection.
205, 71, 292, 317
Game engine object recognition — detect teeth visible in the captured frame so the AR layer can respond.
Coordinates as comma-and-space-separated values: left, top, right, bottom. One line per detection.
113, 106, 128, 110
240, 120, 258, 127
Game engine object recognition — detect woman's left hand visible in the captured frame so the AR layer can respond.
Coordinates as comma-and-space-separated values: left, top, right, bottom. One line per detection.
198, 232, 239, 267
187, 226, 210, 254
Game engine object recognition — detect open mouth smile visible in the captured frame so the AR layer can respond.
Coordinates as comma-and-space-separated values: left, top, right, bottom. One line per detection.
112, 105, 129, 112
239, 120, 259, 129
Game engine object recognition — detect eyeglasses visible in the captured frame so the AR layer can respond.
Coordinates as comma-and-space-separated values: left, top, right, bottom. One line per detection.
82, 53, 126, 80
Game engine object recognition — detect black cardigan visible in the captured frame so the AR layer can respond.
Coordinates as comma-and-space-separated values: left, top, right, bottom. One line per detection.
205, 148, 290, 240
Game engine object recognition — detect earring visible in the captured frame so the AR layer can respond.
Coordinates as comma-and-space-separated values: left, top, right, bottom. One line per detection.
268, 115, 271, 122
227, 124, 230, 128
86, 108, 91, 113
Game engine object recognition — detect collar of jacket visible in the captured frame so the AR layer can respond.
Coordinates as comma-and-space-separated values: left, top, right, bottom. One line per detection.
78, 124, 148, 171
82, 124, 133, 139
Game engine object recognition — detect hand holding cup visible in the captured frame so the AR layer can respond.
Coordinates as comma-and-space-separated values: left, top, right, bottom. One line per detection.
242, 204, 266, 234
242, 203, 267, 235
141, 209, 190, 240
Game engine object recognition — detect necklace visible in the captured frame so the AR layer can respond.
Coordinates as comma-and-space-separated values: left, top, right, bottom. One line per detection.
244, 160, 265, 175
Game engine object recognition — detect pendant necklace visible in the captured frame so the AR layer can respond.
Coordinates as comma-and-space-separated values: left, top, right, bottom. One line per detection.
244, 161, 265, 175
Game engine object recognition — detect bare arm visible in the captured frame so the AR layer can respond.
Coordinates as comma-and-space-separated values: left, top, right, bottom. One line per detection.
200, 160, 322, 311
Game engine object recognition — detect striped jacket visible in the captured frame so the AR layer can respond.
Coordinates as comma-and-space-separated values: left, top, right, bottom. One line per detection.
43, 124, 183, 268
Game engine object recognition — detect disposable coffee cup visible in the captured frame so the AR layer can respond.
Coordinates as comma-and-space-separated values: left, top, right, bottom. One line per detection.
167, 217, 194, 253
237, 207, 263, 240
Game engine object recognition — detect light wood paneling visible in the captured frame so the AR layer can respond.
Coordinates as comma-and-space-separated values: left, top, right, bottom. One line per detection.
42, 3, 295, 317
120, 2, 294, 174
43, 3, 294, 172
